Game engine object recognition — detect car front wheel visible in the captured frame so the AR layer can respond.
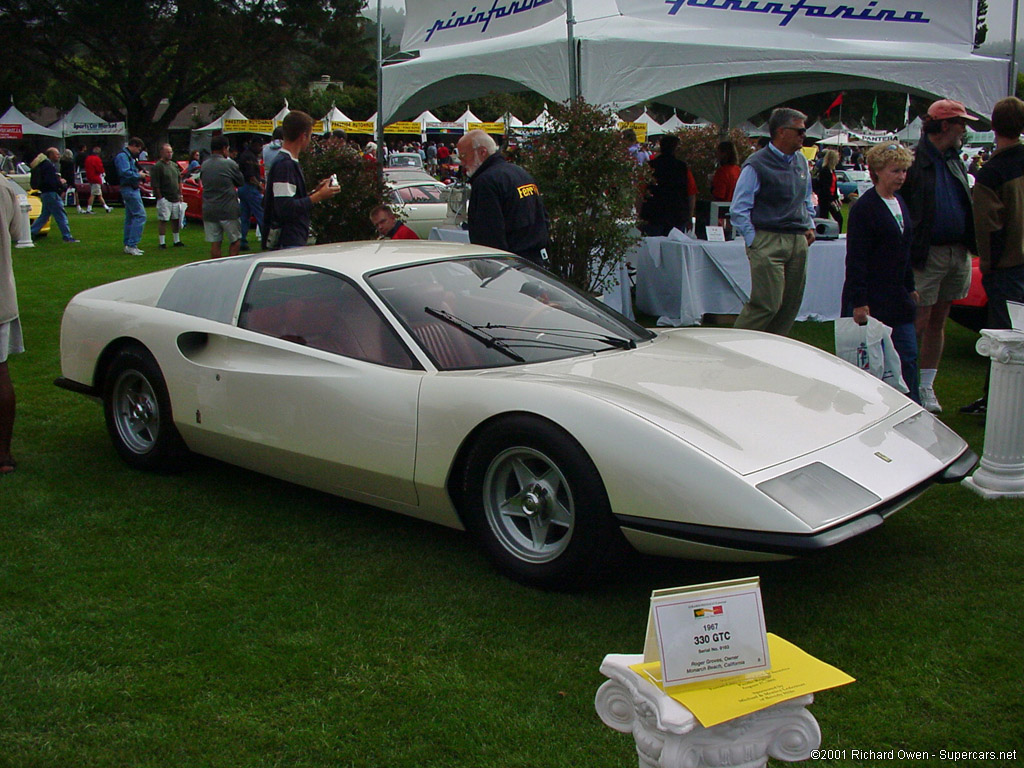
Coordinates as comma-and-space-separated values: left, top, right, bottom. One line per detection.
462, 415, 622, 589
103, 345, 187, 471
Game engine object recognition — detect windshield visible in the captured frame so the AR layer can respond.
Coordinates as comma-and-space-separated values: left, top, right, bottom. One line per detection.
368, 256, 654, 370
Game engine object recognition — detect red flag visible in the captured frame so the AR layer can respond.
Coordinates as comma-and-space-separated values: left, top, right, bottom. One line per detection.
825, 93, 844, 117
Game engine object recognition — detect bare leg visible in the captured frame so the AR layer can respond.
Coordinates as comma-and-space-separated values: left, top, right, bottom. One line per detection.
916, 300, 951, 370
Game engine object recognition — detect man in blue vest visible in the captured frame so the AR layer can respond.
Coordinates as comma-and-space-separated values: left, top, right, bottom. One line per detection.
115, 137, 148, 255
730, 108, 816, 336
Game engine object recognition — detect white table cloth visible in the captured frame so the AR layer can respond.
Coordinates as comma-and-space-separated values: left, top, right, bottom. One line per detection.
634, 232, 847, 326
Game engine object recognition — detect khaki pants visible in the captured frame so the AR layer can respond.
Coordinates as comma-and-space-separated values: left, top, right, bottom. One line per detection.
734, 230, 808, 336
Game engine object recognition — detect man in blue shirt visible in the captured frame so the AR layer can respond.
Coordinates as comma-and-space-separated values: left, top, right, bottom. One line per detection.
902, 99, 977, 413
114, 138, 147, 255
730, 108, 816, 336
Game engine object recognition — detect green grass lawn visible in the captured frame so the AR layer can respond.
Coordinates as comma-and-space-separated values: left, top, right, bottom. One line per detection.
2, 210, 1020, 767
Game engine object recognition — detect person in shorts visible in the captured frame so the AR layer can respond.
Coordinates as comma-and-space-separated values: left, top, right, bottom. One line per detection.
902, 99, 977, 413
151, 143, 185, 249
200, 136, 244, 259
1, 177, 26, 475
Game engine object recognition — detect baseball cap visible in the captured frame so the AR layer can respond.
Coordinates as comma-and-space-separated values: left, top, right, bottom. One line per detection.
927, 99, 978, 121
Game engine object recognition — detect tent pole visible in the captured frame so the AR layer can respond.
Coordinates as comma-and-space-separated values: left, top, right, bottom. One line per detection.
1011, 0, 1020, 97
567, 0, 579, 101
722, 79, 731, 136
376, 0, 384, 180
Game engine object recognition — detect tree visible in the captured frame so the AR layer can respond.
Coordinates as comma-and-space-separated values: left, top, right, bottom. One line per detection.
301, 140, 387, 244
0, 0, 370, 145
520, 100, 646, 294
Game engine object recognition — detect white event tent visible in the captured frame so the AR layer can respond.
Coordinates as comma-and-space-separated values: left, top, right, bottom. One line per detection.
194, 106, 249, 133
383, 0, 1008, 128
49, 97, 125, 139
0, 103, 61, 138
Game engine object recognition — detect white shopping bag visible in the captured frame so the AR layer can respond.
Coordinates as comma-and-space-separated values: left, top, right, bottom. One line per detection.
834, 316, 908, 394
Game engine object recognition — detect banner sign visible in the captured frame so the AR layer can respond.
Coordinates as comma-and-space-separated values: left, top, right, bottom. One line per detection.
340, 121, 375, 134
615, 0, 972, 47
223, 119, 275, 134
0, 124, 24, 140
425, 121, 464, 133
617, 121, 648, 143
402, 0, 566, 51
65, 121, 125, 136
468, 121, 507, 134
385, 121, 423, 134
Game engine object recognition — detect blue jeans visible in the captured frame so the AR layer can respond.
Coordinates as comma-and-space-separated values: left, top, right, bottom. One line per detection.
31, 191, 73, 240
889, 321, 919, 404
121, 187, 146, 248
238, 184, 263, 247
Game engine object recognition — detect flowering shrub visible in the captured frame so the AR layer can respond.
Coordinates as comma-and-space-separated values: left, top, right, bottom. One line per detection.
301, 139, 388, 244
520, 100, 648, 294
671, 125, 756, 200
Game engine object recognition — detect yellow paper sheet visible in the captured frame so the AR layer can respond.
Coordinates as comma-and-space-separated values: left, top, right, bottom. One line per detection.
630, 633, 854, 728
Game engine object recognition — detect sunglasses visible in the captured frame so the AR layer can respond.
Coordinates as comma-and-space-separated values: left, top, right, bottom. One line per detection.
785, 126, 807, 135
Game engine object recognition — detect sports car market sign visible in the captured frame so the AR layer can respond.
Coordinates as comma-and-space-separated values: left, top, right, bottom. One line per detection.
0, 124, 23, 140
615, 0, 973, 47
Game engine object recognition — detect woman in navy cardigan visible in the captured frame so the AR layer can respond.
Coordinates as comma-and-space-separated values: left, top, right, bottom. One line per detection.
842, 143, 920, 402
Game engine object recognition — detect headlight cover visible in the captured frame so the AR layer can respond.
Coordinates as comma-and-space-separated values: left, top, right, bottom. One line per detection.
756, 462, 880, 529
894, 411, 964, 463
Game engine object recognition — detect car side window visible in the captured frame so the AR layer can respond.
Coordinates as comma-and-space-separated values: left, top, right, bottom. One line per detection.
238, 266, 418, 369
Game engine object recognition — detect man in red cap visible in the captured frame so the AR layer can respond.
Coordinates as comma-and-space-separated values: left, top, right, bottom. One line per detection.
902, 98, 978, 413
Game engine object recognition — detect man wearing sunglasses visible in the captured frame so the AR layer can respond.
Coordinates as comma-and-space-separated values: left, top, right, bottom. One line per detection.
731, 107, 816, 336
902, 99, 977, 414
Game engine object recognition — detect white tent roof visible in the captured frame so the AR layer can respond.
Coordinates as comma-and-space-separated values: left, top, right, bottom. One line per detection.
49, 98, 125, 137
0, 104, 61, 138
194, 106, 248, 133
630, 108, 662, 135
658, 112, 685, 134
382, 0, 1007, 127
897, 117, 923, 143
323, 105, 352, 129
805, 120, 827, 140
817, 132, 872, 147
414, 110, 440, 124
271, 102, 290, 126
456, 107, 482, 127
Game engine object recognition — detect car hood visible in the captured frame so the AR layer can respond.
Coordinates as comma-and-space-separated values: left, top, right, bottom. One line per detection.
489, 328, 912, 476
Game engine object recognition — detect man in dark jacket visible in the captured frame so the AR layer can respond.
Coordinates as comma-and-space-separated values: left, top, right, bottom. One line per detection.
262, 111, 338, 249
901, 99, 977, 413
960, 96, 1024, 415
456, 129, 548, 265
29, 148, 78, 243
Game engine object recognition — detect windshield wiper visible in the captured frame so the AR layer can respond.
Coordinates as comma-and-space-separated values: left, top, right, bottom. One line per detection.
484, 324, 637, 351
424, 307, 526, 362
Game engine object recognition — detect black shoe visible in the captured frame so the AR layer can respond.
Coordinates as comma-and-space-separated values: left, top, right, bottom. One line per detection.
173, 241, 186, 247
159, 243, 167, 249
959, 397, 987, 415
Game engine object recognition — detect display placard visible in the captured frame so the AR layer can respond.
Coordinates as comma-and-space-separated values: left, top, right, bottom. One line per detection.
705, 226, 726, 242
618, 121, 648, 143
644, 577, 769, 686
0, 124, 24, 140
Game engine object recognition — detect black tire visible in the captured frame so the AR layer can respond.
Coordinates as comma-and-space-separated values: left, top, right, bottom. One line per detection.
461, 415, 622, 589
102, 345, 188, 471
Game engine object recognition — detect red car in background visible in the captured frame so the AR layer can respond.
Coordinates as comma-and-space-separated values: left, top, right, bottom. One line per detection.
950, 257, 987, 332
74, 159, 157, 207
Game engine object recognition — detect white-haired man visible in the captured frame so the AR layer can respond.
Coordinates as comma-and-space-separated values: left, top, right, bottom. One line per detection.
455, 129, 548, 265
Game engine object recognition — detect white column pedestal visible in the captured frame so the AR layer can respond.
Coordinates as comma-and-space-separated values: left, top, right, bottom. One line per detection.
963, 329, 1024, 499
596, 654, 820, 768
15, 192, 34, 249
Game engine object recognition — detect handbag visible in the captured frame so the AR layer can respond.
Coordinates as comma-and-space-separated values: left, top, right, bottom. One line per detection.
834, 316, 908, 394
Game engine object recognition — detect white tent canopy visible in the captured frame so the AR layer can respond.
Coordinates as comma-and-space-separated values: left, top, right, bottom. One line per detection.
49, 97, 125, 138
271, 102, 291, 128
0, 103, 61, 138
897, 116, 923, 143
383, 0, 1007, 127
323, 105, 352, 130
194, 106, 248, 133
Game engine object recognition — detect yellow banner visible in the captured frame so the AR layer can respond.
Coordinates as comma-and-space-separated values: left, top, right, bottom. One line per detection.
340, 121, 375, 134
469, 122, 506, 134
313, 121, 324, 133
385, 122, 422, 134
223, 119, 274, 134
617, 121, 648, 143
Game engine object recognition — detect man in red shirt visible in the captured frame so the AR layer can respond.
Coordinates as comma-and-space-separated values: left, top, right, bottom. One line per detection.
83, 147, 112, 213
370, 205, 419, 240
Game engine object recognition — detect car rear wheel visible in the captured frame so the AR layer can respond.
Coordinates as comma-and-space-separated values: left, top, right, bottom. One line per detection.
103, 345, 188, 471
461, 415, 622, 589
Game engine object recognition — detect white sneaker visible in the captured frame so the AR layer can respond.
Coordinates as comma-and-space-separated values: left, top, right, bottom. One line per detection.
920, 386, 942, 413
104, 206, 112, 213
124, 246, 145, 256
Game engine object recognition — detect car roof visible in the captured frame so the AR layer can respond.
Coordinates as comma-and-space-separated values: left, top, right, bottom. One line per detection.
234, 240, 505, 276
